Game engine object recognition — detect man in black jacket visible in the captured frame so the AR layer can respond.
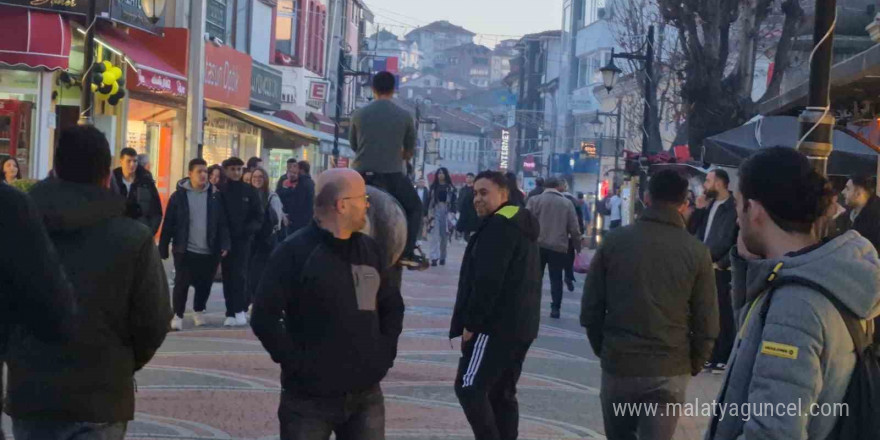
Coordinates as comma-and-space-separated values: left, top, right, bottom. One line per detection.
449, 170, 541, 440
582, 170, 718, 440
6, 126, 170, 440
844, 174, 880, 251
526, 176, 545, 200
160, 158, 231, 331
691, 168, 737, 373
278, 160, 315, 235
220, 157, 264, 327
456, 173, 480, 241
252, 168, 404, 440
0, 184, 76, 440
110, 147, 163, 234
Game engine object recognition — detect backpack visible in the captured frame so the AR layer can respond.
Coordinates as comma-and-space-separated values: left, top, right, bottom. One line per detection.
764, 276, 880, 440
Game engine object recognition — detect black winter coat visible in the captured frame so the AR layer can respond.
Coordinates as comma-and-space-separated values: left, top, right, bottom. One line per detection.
220, 179, 264, 240
6, 178, 170, 422
850, 195, 880, 253
159, 179, 230, 258
456, 185, 480, 233
278, 174, 315, 233
251, 221, 404, 397
450, 203, 542, 342
691, 196, 738, 269
111, 166, 163, 234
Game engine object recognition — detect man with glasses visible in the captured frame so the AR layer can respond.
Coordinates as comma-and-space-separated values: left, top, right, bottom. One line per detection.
252, 168, 404, 440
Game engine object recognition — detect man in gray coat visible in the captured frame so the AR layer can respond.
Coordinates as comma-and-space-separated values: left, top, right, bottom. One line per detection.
526, 176, 580, 319
707, 147, 880, 439
582, 170, 718, 440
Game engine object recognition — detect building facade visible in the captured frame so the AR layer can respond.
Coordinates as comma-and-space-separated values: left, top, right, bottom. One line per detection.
404, 20, 475, 69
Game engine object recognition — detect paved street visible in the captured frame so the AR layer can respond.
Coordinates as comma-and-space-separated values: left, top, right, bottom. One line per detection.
3, 240, 723, 439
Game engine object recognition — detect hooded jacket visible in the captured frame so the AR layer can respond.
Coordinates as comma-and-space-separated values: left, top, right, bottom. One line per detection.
450, 203, 542, 342
251, 221, 404, 397
5, 178, 171, 422
526, 189, 581, 253
849, 194, 880, 252
707, 231, 880, 440
159, 178, 230, 258
111, 166, 163, 235
581, 206, 718, 377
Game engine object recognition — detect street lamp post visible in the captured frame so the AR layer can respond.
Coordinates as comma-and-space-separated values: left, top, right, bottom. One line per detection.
599, 25, 659, 155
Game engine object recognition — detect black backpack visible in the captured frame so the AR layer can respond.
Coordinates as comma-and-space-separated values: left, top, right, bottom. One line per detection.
765, 276, 880, 440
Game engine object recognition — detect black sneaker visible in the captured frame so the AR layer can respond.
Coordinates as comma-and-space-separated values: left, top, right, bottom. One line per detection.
566, 279, 575, 292
703, 361, 714, 371
431, 260, 438, 267
399, 248, 430, 271
550, 309, 560, 319
440, 259, 445, 266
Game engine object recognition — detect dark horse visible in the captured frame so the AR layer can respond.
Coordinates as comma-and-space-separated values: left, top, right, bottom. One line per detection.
361, 185, 407, 285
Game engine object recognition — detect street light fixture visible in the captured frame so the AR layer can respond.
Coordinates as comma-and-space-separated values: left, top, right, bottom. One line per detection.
600, 55, 622, 92
141, 0, 167, 23
589, 112, 603, 138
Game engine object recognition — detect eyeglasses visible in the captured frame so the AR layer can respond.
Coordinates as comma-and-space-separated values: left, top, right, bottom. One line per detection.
339, 194, 370, 202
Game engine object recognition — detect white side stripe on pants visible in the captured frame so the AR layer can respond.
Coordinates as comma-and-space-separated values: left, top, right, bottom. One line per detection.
462, 334, 489, 387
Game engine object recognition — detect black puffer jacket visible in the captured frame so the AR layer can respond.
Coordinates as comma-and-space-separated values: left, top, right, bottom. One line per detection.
111, 166, 163, 235
220, 179, 264, 240
450, 203, 542, 342
251, 221, 404, 397
159, 178, 230, 258
6, 178, 171, 422
456, 185, 480, 233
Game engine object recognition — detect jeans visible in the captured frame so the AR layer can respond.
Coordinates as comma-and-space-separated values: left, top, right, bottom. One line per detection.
540, 247, 568, 311
565, 246, 576, 283
362, 172, 423, 257
600, 372, 689, 440
221, 238, 252, 317
455, 335, 531, 440
12, 420, 127, 440
430, 202, 449, 261
279, 386, 385, 440
709, 270, 734, 364
172, 251, 219, 318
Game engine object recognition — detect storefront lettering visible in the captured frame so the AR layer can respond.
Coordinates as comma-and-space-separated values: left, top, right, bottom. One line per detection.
135, 70, 187, 97
205, 113, 260, 136
206, 60, 241, 97
29, 0, 77, 7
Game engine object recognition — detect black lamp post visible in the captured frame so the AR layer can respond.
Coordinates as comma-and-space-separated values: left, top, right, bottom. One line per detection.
78, 0, 166, 126
599, 25, 660, 155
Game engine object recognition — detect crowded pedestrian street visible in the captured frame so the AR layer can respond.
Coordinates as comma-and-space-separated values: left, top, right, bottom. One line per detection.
2, 241, 723, 440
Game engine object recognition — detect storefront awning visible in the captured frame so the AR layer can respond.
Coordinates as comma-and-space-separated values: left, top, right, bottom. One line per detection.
0, 6, 71, 70
307, 111, 336, 134
82, 25, 188, 97
220, 108, 352, 149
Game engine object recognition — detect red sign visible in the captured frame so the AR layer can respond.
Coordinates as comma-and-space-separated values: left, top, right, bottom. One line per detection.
523, 155, 536, 171
336, 157, 349, 168
129, 68, 187, 97
309, 81, 328, 102
205, 44, 253, 108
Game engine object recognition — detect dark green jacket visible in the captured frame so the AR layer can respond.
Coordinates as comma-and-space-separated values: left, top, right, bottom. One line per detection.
581, 206, 718, 377
6, 178, 171, 422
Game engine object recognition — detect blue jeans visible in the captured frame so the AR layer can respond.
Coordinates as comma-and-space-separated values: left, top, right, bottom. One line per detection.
12, 420, 127, 440
279, 385, 385, 440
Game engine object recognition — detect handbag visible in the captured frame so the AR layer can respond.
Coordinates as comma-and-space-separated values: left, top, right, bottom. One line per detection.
573, 250, 593, 274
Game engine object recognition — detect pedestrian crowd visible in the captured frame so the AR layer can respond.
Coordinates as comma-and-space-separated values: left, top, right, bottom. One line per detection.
2, 76, 880, 440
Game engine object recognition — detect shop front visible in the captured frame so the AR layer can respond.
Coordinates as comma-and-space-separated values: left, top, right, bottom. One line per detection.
204, 43, 260, 165
0, 5, 72, 179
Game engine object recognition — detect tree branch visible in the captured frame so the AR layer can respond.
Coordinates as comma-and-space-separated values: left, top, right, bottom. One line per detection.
760, 0, 804, 101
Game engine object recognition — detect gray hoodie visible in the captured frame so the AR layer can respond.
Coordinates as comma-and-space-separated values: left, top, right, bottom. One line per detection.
708, 231, 880, 440
181, 179, 211, 255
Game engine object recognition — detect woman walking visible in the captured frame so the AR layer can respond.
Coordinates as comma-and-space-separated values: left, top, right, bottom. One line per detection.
428, 168, 456, 266
2, 156, 21, 185
246, 167, 285, 313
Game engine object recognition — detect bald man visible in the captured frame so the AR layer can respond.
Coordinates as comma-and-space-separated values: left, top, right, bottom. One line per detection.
252, 168, 405, 440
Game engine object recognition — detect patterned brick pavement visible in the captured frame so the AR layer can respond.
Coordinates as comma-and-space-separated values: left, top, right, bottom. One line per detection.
2, 239, 723, 439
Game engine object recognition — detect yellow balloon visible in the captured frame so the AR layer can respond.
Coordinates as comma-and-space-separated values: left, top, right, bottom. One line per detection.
110, 82, 119, 95
102, 60, 113, 72
90, 83, 98, 92
102, 73, 115, 85
109, 67, 122, 81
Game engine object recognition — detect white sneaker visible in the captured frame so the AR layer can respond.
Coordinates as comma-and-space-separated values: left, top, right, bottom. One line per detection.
170, 316, 183, 331
235, 311, 248, 326
193, 311, 206, 327
223, 317, 236, 327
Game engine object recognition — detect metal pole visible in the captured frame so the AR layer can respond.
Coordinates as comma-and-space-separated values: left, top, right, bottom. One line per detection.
186, 0, 208, 159
591, 131, 604, 248
77, 0, 98, 125
614, 98, 622, 186
332, 48, 344, 165
641, 25, 654, 155
797, 0, 837, 176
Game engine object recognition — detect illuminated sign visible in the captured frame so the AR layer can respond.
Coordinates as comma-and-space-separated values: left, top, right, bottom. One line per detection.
500, 130, 510, 170
581, 141, 597, 158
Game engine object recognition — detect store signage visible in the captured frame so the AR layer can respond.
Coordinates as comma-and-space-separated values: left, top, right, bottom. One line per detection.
206, 0, 227, 40
0, 0, 106, 15
205, 111, 261, 136
523, 155, 535, 171
131, 68, 187, 97
250, 60, 282, 111
110, 0, 163, 33
2, 0, 157, 32
500, 130, 510, 170
307, 81, 328, 108
581, 141, 597, 158
205, 43, 252, 109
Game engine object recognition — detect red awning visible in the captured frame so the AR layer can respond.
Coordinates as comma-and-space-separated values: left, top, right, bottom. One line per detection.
307, 111, 336, 134
0, 6, 71, 70
96, 26, 188, 97
275, 110, 306, 126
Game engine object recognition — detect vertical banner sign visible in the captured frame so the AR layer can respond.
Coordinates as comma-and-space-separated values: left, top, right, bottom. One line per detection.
500, 130, 510, 171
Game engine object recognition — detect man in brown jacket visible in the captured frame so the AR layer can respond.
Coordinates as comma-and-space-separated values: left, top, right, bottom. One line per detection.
581, 169, 718, 440
526, 177, 581, 318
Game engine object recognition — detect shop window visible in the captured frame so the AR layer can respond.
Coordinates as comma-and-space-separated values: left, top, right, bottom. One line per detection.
276, 0, 302, 63
0, 69, 40, 180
